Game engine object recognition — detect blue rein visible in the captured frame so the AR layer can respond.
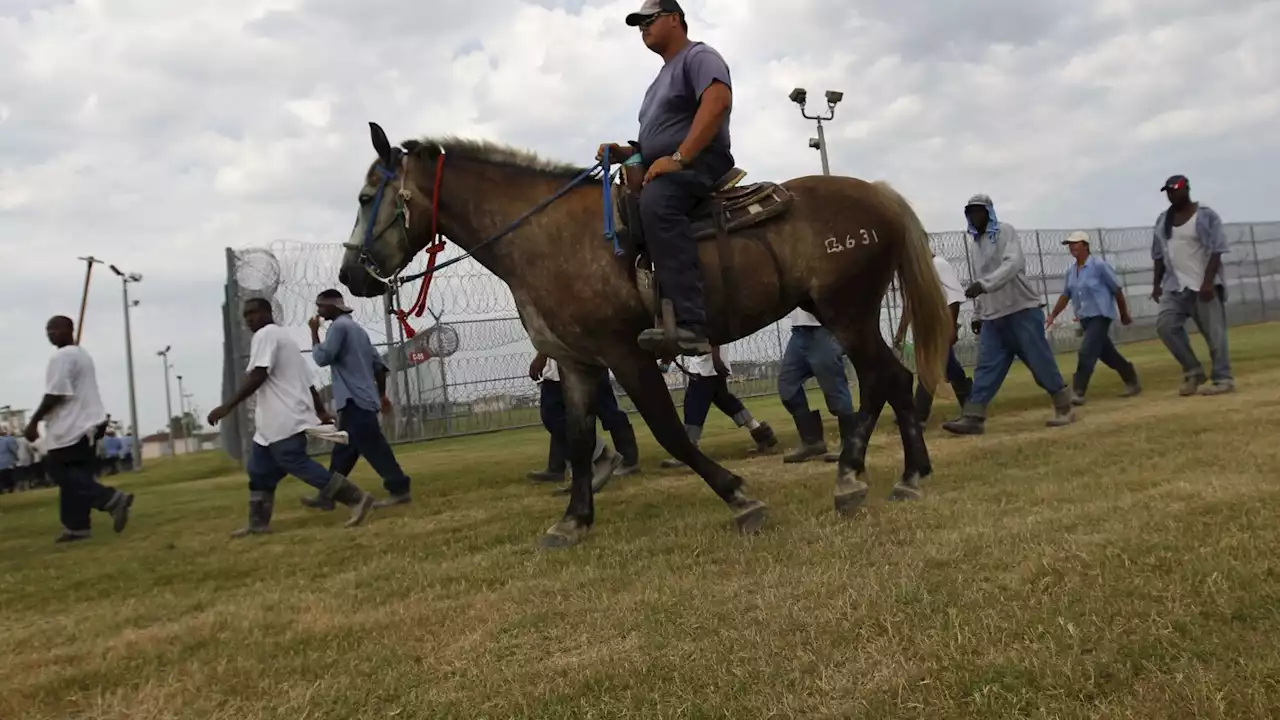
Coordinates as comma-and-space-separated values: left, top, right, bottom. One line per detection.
397, 152, 624, 285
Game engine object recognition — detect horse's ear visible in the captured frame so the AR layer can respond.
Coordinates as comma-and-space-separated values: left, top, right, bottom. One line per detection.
369, 122, 392, 163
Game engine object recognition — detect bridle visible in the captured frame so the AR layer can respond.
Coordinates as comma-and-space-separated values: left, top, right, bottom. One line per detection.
346, 145, 447, 336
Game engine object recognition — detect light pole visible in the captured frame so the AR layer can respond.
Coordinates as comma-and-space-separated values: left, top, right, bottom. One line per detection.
789, 88, 843, 176
157, 346, 175, 457
176, 374, 190, 455
109, 265, 144, 470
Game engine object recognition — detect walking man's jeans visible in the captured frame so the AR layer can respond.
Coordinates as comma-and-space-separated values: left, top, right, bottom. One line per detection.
1156, 286, 1233, 384
777, 327, 854, 418
915, 347, 972, 420
46, 437, 119, 532
539, 376, 631, 438
968, 307, 1067, 407
637, 156, 732, 333
1075, 316, 1136, 395
248, 433, 331, 493
683, 374, 745, 428
329, 402, 411, 497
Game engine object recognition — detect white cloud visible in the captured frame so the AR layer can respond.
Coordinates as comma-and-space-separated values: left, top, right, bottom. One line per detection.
0, 0, 1276, 435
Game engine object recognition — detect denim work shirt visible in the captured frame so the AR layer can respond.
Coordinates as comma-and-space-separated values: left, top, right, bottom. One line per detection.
1062, 256, 1121, 321
1150, 204, 1229, 297
311, 313, 387, 413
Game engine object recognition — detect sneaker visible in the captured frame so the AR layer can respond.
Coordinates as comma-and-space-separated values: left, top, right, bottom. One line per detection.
1198, 381, 1235, 396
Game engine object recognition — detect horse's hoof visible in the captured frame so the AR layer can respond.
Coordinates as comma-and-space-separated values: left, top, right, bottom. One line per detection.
733, 500, 768, 535
889, 483, 923, 502
538, 520, 588, 550
834, 477, 870, 516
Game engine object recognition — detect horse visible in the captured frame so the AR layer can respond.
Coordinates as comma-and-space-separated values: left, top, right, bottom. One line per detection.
339, 122, 951, 549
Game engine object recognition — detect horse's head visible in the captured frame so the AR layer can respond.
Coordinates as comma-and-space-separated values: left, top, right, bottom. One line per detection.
339, 122, 437, 298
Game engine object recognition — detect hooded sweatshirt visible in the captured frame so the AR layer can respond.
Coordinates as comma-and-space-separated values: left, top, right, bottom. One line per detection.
965, 194, 1042, 321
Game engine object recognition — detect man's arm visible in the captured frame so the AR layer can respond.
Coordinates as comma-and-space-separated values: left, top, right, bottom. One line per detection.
375, 365, 388, 397
975, 227, 1027, 293
211, 368, 269, 420
23, 394, 65, 441
311, 321, 346, 367
676, 81, 732, 164
310, 387, 332, 423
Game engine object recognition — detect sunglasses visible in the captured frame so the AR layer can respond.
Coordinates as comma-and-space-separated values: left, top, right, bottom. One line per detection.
637, 12, 673, 28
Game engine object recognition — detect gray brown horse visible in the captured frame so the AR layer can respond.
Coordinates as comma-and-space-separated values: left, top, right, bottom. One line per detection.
339, 122, 951, 549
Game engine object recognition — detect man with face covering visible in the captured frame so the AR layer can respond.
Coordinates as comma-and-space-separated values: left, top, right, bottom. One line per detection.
1150, 175, 1233, 396
597, 0, 735, 356
942, 194, 1077, 435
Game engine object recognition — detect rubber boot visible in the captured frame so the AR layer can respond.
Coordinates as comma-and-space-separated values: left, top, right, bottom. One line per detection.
1118, 364, 1142, 397
104, 489, 134, 533
661, 425, 701, 469
1046, 388, 1077, 427
231, 491, 274, 537
554, 435, 622, 495
1070, 375, 1088, 406
610, 422, 641, 476
323, 473, 375, 528
748, 422, 778, 454
942, 403, 986, 435
783, 410, 828, 463
527, 433, 567, 482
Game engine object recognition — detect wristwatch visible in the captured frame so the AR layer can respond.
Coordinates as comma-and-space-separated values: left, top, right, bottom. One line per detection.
671, 151, 687, 167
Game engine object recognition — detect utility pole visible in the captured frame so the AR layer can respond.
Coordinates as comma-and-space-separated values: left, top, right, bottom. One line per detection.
109, 265, 143, 470
74, 256, 104, 345
176, 375, 190, 455
157, 346, 175, 457
788, 88, 843, 176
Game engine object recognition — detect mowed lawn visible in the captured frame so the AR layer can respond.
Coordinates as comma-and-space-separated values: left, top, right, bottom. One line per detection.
3, 323, 1280, 720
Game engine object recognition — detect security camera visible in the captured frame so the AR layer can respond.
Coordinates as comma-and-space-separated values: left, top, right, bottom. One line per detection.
789, 88, 807, 105
128, 272, 143, 282
808, 138, 822, 150
825, 90, 843, 105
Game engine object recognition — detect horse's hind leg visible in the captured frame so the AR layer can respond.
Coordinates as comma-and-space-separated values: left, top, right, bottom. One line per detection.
862, 331, 933, 501
539, 361, 607, 549
605, 346, 768, 536
825, 320, 885, 515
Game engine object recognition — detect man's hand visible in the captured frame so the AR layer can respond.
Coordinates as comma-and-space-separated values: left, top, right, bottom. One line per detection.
1151, 286, 1163, 303
970, 319, 983, 336
1120, 311, 1133, 326
643, 155, 683, 185
1198, 283, 1216, 303
307, 315, 322, 332
207, 405, 229, 426
964, 281, 985, 299
595, 143, 634, 163
23, 423, 38, 444
381, 395, 393, 415
1044, 314, 1057, 330
317, 409, 335, 426
713, 357, 729, 377
529, 355, 547, 382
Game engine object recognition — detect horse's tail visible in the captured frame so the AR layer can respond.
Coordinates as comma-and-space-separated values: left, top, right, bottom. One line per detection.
872, 181, 949, 394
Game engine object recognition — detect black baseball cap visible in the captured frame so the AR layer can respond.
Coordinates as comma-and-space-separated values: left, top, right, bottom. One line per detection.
1160, 174, 1189, 192
626, 0, 685, 26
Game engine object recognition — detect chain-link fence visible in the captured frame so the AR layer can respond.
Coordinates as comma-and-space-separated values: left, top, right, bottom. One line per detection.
219, 222, 1280, 462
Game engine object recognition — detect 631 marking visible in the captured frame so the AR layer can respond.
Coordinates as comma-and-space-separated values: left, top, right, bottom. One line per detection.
824, 228, 881, 254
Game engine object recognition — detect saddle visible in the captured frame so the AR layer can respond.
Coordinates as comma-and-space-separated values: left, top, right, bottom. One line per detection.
613, 163, 794, 357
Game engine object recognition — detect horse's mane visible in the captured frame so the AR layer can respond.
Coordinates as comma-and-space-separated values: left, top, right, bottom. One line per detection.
402, 136, 588, 180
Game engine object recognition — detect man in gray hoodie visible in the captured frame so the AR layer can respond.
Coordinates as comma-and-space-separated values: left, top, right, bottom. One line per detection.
942, 194, 1076, 434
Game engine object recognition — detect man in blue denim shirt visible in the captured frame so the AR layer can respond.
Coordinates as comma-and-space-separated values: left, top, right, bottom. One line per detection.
1150, 175, 1233, 395
304, 289, 413, 510
1045, 231, 1141, 404
942, 194, 1076, 435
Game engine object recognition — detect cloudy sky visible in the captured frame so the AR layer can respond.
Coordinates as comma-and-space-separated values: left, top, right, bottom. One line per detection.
1, 0, 1276, 436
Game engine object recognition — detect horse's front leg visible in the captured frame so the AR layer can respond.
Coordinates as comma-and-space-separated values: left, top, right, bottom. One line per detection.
540, 362, 606, 549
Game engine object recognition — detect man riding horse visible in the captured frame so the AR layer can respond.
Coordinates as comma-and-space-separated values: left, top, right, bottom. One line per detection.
597, 0, 734, 356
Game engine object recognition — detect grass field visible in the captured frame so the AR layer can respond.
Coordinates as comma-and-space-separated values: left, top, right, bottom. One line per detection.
3, 323, 1280, 719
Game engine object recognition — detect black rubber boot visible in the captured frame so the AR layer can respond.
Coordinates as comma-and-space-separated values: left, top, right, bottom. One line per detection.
527, 433, 567, 482
231, 491, 274, 538
610, 422, 641, 476
784, 410, 828, 463
748, 422, 778, 454
324, 473, 375, 528
104, 490, 134, 534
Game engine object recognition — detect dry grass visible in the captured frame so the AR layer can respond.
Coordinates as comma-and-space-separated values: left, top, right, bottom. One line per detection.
3, 323, 1280, 719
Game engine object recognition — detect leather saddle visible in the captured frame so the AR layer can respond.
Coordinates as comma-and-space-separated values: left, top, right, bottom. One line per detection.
612, 163, 794, 353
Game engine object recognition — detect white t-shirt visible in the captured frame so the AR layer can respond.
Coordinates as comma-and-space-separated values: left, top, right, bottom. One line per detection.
1168, 210, 1208, 291
539, 358, 560, 383
686, 349, 731, 377
43, 345, 107, 450
788, 308, 821, 326
247, 324, 320, 446
933, 255, 966, 306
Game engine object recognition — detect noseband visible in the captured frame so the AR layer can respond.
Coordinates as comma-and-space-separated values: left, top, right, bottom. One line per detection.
348, 145, 446, 285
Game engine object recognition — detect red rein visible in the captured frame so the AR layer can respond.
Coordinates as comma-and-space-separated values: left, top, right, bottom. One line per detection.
394, 154, 446, 340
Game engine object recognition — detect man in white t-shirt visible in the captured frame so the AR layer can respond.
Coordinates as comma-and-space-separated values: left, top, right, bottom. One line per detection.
894, 252, 974, 424
657, 345, 778, 469
776, 308, 855, 463
23, 316, 134, 543
208, 298, 375, 536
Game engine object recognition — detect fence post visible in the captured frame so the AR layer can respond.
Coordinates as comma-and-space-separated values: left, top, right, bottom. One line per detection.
382, 289, 400, 442
1249, 224, 1267, 320
1032, 230, 1051, 301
